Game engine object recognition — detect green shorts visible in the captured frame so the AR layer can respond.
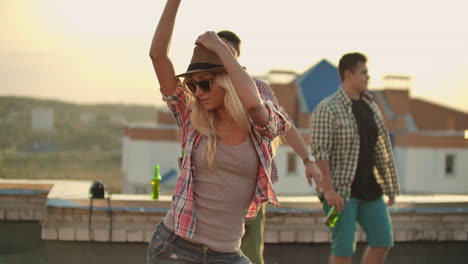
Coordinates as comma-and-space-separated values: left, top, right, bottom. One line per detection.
322, 196, 394, 257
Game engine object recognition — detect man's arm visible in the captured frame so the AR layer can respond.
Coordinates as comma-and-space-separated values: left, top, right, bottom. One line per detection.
372, 102, 400, 206
285, 125, 323, 186
315, 161, 344, 212
309, 103, 344, 212
253, 78, 323, 185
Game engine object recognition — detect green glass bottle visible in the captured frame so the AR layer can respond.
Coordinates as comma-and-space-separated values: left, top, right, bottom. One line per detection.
324, 191, 349, 228
151, 164, 162, 200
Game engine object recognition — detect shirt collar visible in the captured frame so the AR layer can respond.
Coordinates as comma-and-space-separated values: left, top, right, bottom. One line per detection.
338, 86, 374, 107
338, 86, 353, 107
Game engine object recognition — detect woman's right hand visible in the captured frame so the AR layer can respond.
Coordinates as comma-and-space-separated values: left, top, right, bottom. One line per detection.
195, 31, 231, 55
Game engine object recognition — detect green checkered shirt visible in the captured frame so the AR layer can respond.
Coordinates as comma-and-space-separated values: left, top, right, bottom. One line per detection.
310, 87, 400, 198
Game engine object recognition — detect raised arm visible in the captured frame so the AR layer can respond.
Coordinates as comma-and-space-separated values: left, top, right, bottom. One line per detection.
149, 0, 181, 97
196, 31, 270, 126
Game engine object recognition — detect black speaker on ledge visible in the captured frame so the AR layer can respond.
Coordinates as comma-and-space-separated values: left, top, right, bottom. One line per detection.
89, 180, 105, 199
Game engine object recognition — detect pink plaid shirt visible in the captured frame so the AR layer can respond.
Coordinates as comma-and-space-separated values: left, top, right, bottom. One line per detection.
253, 78, 292, 183
163, 85, 290, 238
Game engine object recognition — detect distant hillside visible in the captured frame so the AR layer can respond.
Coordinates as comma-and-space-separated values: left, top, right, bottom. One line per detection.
0, 96, 158, 151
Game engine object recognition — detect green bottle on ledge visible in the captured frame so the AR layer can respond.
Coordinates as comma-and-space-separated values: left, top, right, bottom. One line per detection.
324, 191, 349, 228
151, 164, 162, 200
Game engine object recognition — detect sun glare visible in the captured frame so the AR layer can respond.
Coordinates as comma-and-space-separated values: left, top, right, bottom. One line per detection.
39, 0, 156, 39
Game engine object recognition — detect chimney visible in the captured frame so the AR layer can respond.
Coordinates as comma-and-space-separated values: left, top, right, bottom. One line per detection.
383, 75, 412, 90
265, 69, 298, 84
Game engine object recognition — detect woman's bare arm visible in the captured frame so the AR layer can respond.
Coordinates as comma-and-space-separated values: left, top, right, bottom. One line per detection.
149, 0, 181, 97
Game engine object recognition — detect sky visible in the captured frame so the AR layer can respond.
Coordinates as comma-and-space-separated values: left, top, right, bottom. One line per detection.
1, 0, 467, 112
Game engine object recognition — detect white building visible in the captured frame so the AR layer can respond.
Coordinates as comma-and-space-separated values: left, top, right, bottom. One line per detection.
110, 114, 126, 125
31, 107, 54, 131
373, 88, 468, 194
79, 112, 96, 123
122, 112, 182, 194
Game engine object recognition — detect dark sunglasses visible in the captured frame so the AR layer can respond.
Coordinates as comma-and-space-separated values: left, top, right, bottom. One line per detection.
186, 79, 215, 94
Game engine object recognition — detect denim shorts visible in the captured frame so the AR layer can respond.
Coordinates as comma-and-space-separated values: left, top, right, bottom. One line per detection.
323, 196, 394, 257
147, 222, 252, 264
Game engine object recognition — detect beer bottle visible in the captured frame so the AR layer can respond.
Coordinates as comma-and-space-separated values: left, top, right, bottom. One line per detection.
151, 164, 162, 200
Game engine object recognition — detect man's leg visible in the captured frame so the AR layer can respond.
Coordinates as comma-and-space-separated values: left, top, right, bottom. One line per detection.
241, 204, 265, 264
357, 196, 393, 264
361, 247, 389, 264
323, 198, 359, 264
329, 255, 351, 264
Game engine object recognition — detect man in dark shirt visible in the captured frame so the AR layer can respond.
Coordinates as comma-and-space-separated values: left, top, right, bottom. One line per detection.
310, 52, 400, 264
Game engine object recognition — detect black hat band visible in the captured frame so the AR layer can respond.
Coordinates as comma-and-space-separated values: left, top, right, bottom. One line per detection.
186, 63, 224, 72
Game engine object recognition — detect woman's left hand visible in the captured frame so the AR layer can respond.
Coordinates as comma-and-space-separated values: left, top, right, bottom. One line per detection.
195, 31, 228, 53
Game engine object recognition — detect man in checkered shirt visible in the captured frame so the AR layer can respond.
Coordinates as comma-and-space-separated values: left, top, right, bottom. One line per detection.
310, 52, 400, 264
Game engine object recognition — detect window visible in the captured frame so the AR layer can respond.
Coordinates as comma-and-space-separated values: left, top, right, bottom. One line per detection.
287, 153, 296, 174
445, 154, 456, 177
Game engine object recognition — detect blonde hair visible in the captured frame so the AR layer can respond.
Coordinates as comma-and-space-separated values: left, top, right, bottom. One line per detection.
183, 74, 284, 169
271, 136, 283, 157
185, 74, 248, 169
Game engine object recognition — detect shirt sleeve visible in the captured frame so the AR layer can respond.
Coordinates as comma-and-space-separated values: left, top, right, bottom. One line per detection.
162, 85, 190, 129
373, 104, 401, 197
310, 103, 334, 161
377, 132, 401, 197
254, 78, 292, 122
252, 100, 290, 139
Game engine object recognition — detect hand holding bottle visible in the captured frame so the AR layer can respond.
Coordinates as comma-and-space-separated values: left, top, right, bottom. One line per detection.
323, 189, 345, 213
324, 191, 349, 228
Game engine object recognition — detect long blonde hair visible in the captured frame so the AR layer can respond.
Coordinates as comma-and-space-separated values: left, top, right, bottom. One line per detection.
183, 74, 284, 169
184, 74, 248, 169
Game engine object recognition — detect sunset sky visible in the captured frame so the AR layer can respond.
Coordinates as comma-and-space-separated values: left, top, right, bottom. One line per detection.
1, 0, 467, 112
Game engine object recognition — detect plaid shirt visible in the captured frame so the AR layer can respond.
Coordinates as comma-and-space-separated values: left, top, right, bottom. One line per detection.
163, 85, 289, 238
254, 78, 292, 183
310, 87, 400, 198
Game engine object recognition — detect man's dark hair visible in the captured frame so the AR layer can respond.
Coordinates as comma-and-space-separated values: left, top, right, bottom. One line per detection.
217, 30, 241, 52
338, 52, 367, 81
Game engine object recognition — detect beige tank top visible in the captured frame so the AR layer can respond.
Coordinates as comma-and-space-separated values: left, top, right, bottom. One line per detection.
163, 136, 259, 252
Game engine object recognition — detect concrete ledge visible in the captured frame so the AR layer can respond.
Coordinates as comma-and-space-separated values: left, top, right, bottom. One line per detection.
2, 179, 468, 243
0, 180, 52, 221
